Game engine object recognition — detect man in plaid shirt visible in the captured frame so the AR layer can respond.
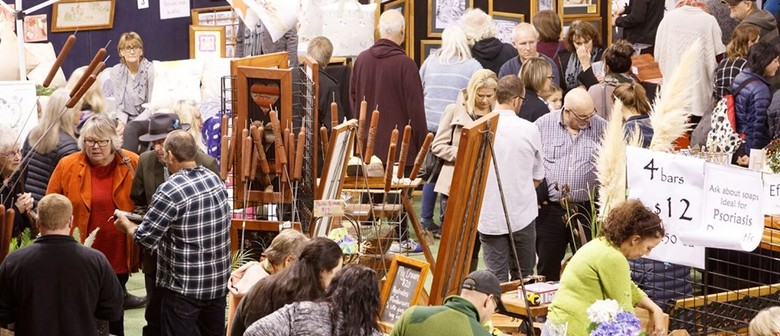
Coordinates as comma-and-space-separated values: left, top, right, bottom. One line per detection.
115, 130, 230, 336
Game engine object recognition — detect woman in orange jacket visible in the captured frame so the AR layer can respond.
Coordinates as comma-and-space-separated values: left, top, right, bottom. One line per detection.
47, 114, 140, 336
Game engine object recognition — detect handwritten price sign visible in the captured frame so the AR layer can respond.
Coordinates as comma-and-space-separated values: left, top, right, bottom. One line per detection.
626, 147, 706, 269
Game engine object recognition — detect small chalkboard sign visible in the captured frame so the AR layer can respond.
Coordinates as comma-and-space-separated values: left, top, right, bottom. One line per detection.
379, 255, 430, 329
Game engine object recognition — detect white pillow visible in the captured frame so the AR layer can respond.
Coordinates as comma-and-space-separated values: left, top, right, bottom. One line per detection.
200, 57, 232, 103
148, 59, 205, 111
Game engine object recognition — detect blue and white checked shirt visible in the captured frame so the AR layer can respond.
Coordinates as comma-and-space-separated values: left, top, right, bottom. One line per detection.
134, 166, 231, 300
535, 110, 606, 203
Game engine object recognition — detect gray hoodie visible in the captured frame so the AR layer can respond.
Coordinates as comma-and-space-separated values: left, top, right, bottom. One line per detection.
742, 10, 780, 92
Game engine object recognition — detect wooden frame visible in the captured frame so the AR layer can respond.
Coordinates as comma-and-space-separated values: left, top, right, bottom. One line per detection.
429, 111, 500, 305
23, 14, 48, 43
191, 5, 240, 57
489, 9, 526, 45
189, 25, 226, 59
230, 219, 302, 256
427, 0, 474, 37
531, 0, 556, 16
380, 0, 414, 58
379, 255, 431, 331
51, 0, 114, 32
560, 0, 600, 17
312, 120, 357, 237
232, 59, 293, 209
420, 39, 442, 62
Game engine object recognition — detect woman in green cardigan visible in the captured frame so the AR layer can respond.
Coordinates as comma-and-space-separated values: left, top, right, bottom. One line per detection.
545, 199, 667, 336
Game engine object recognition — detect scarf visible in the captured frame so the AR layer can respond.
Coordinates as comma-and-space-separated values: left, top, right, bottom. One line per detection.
112, 58, 153, 118
564, 48, 601, 91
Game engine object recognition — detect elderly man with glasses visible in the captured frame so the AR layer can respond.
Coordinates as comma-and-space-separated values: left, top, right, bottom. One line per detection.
533, 87, 606, 281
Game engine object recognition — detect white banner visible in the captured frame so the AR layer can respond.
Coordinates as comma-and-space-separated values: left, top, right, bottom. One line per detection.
626, 147, 706, 269
678, 163, 763, 251
160, 0, 190, 20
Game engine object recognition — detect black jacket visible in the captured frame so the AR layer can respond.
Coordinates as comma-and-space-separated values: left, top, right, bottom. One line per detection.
0, 235, 123, 335
22, 132, 78, 202
471, 37, 518, 76
518, 89, 550, 123
318, 69, 345, 130
615, 0, 665, 45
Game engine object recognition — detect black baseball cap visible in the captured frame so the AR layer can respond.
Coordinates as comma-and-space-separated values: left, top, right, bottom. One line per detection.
461, 270, 506, 312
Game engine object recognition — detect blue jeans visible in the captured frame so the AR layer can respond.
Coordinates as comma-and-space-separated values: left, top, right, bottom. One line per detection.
420, 183, 442, 230
160, 288, 226, 336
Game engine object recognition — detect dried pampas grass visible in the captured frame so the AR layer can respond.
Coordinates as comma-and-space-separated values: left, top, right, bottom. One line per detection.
596, 100, 628, 220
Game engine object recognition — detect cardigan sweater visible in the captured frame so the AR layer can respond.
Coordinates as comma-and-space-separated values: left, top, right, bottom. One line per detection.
419, 56, 482, 131
547, 237, 646, 336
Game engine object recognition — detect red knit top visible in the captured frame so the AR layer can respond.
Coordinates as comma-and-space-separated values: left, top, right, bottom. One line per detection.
87, 161, 128, 274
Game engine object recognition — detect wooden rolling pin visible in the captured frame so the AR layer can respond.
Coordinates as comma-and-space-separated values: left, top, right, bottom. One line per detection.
409, 133, 434, 180
320, 126, 329, 159
66, 75, 96, 108
70, 48, 106, 97
219, 115, 230, 180
363, 109, 380, 163
357, 100, 367, 155
241, 129, 251, 180
384, 143, 397, 193
44, 35, 76, 88
397, 125, 412, 178
251, 125, 270, 174
294, 127, 305, 180
330, 93, 339, 129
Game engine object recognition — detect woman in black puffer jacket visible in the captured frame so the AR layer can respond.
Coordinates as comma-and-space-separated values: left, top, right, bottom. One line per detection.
23, 89, 80, 202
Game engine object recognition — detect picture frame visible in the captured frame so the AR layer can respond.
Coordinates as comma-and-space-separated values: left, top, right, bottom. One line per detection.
313, 120, 357, 237
189, 25, 226, 59
531, 0, 556, 16
420, 39, 442, 62
191, 6, 240, 57
23, 14, 47, 43
380, 0, 414, 58
489, 8, 525, 45
427, 0, 474, 37
0, 4, 14, 31
560, 0, 600, 17
51, 0, 115, 32
379, 255, 430, 332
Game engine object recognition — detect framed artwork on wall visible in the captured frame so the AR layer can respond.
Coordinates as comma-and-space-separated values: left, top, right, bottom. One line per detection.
489, 7, 525, 45
560, 0, 600, 17
23, 14, 47, 42
531, 0, 556, 16
427, 0, 473, 37
189, 25, 226, 59
420, 39, 442, 62
380, 0, 414, 58
191, 6, 240, 58
562, 17, 602, 37
51, 0, 115, 32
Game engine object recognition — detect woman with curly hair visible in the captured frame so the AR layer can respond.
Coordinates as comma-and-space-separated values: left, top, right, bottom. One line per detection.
244, 264, 382, 336
545, 199, 667, 336
557, 20, 604, 93
230, 237, 343, 336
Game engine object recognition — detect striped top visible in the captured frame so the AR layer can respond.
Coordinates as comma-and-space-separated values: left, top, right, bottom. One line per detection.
419, 56, 483, 131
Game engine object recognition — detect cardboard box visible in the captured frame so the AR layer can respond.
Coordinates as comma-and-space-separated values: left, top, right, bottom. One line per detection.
522, 282, 559, 304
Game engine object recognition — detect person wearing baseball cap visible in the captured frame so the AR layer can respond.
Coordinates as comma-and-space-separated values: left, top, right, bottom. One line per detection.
390, 270, 504, 336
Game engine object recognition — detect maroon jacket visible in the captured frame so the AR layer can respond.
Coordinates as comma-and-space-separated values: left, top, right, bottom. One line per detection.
350, 39, 427, 167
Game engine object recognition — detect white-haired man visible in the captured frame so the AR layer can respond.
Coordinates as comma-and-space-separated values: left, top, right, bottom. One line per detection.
498, 22, 561, 86
349, 10, 427, 253
462, 8, 517, 75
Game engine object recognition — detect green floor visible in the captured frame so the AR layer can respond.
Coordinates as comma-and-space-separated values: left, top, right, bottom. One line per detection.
122, 194, 477, 334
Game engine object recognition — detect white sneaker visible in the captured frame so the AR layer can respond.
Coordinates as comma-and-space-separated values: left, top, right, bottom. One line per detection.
389, 239, 423, 254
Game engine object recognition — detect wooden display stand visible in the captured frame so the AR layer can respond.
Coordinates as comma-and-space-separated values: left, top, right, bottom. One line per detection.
0, 205, 14, 264
429, 111, 499, 305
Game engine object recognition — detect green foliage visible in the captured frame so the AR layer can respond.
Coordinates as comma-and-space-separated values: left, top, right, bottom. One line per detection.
9, 228, 34, 253
35, 85, 54, 97
231, 248, 255, 271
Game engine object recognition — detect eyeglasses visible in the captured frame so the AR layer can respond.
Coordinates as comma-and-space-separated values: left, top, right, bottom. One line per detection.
0, 149, 20, 158
85, 139, 110, 147
564, 106, 597, 122
123, 46, 142, 52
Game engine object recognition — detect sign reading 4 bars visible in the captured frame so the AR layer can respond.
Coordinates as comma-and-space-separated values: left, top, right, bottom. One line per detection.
626, 147, 706, 269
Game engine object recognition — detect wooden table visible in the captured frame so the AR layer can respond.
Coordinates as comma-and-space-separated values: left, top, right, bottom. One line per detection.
501, 290, 549, 318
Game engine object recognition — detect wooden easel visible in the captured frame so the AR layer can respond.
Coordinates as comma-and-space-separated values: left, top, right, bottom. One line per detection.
429, 111, 500, 305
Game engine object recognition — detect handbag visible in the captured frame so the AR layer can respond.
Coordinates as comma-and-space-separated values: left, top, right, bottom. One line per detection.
418, 125, 456, 184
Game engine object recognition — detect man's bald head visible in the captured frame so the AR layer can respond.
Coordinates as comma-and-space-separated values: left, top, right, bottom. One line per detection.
562, 87, 596, 131
379, 10, 405, 44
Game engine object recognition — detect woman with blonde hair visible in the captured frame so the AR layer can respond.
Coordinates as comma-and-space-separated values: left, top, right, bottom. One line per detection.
518, 57, 553, 122
47, 114, 140, 336
107, 31, 154, 123
432, 69, 497, 271
714, 24, 760, 100
419, 26, 482, 235
749, 306, 780, 336
170, 99, 207, 153
67, 66, 108, 132
23, 89, 81, 202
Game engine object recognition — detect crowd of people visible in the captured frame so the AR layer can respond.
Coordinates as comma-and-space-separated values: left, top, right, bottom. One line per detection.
1, 0, 780, 335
